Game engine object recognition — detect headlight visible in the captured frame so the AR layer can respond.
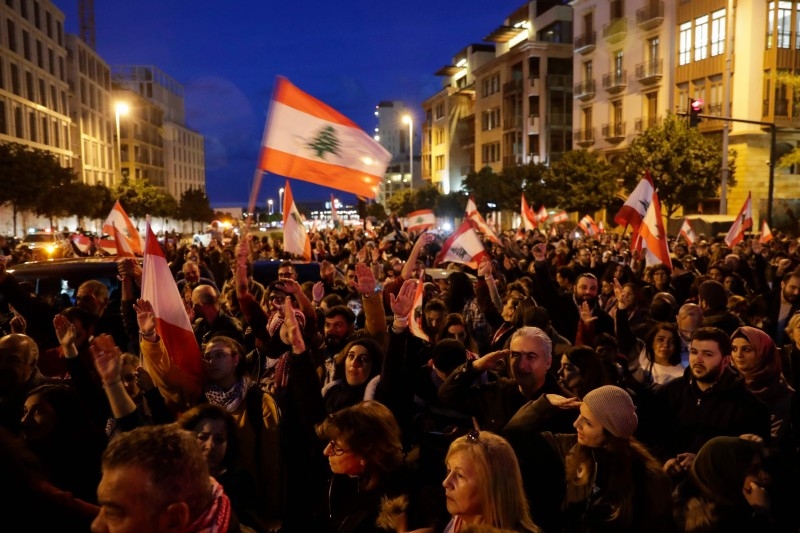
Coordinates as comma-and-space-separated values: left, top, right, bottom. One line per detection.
46, 244, 56, 254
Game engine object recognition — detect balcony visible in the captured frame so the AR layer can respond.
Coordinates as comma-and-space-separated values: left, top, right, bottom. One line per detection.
602, 71, 627, 94
635, 59, 663, 85
574, 31, 597, 55
547, 74, 572, 90
529, 115, 540, 132
574, 128, 596, 147
636, 1, 664, 30
504, 115, 523, 130
602, 122, 626, 143
634, 115, 661, 133
503, 155, 523, 168
503, 79, 523, 94
602, 18, 628, 44
574, 79, 597, 101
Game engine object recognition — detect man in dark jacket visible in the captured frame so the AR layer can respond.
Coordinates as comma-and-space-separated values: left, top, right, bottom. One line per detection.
760, 268, 800, 345
438, 326, 572, 433
651, 327, 770, 465
698, 279, 743, 335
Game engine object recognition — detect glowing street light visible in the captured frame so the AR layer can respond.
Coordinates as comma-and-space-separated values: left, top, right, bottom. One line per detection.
402, 114, 413, 184
267, 198, 274, 216
114, 102, 130, 181
279, 187, 284, 215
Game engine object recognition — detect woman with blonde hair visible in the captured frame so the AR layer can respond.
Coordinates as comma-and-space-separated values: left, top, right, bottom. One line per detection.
442, 430, 539, 533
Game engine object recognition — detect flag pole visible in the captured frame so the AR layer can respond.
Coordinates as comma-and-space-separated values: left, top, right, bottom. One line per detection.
247, 76, 284, 229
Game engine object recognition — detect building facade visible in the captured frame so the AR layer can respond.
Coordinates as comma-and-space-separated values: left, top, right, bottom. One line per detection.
115, 87, 165, 188
374, 100, 421, 205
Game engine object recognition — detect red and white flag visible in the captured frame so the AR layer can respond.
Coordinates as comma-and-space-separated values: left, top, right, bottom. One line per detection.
724, 192, 753, 247
112, 223, 136, 258
614, 171, 654, 233
536, 206, 549, 224
577, 215, 599, 236
282, 181, 312, 261
141, 222, 203, 381
515, 227, 525, 241
72, 233, 92, 254
365, 218, 377, 239
102, 200, 143, 255
435, 220, 488, 269
639, 189, 672, 268
520, 194, 537, 230
760, 220, 773, 244
407, 209, 436, 232
407, 278, 429, 343
552, 210, 569, 224
258, 77, 391, 201
679, 218, 697, 245
466, 197, 502, 245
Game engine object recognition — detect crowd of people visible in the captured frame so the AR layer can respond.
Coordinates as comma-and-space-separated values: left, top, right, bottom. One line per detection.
1, 214, 800, 532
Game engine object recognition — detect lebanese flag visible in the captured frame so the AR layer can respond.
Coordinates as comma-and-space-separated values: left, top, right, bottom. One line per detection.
578, 215, 599, 236
614, 171, 654, 233
365, 218, 377, 239
407, 209, 435, 232
724, 192, 753, 247
639, 189, 672, 268
141, 222, 202, 381
258, 77, 391, 201
520, 194, 537, 230
552, 210, 569, 224
98, 237, 117, 255
112, 223, 136, 257
282, 180, 312, 261
536, 206, 549, 223
102, 200, 143, 255
679, 218, 697, 245
408, 278, 429, 343
466, 197, 502, 245
515, 226, 525, 241
760, 220, 773, 244
72, 233, 92, 254
435, 220, 488, 269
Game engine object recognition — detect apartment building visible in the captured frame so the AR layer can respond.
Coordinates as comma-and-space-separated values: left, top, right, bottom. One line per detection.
374, 100, 420, 205
66, 33, 115, 188
114, 87, 165, 188
0, 0, 71, 166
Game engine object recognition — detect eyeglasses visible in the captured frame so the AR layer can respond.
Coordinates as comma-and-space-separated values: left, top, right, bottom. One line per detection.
277, 272, 294, 279
121, 373, 137, 384
202, 349, 233, 363
327, 440, 348, 456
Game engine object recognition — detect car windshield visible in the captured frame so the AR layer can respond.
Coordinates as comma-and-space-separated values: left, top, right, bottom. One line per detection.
23, 234, 56, 243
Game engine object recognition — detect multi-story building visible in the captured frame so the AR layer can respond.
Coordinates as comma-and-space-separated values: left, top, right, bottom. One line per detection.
113, 65, 205, 199
0, 0, 71, 166
114, 87, 165, 188
374, 100, 420, 205
421, 0, 573, 194
66, 33, 115, 187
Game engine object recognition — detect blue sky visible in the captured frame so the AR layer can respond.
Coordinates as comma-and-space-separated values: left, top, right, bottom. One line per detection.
56, 0, 520, 207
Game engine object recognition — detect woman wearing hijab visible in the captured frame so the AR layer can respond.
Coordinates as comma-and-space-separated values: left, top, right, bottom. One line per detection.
730, 326, 795, 450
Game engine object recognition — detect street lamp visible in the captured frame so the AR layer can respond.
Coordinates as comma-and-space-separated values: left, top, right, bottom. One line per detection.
267, 199, 274, 216
114, 102, 130, 182
402, 114, 413, 184
279, 187, 284, 215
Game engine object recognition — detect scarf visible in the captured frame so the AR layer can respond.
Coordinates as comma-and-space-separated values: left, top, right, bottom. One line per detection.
187, 477, 232, 533
204, 376, 253, 412
732, 326, 790, 398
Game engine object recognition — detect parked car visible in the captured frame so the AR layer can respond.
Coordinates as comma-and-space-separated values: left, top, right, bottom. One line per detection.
16, 231, 72, 260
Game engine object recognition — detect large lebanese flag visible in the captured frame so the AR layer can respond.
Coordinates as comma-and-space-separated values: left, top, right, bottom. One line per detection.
724, 192, 753, 247
520, 194, 537, 230
259, 77, 392, 199
465, 197, 502, 245
639, 189, 672, 268
408, 278, 430, 343
141, 222, 202, 380
435, 220, 488, 269
614, 171, 654, 233
407, 209, 436, 232
102, 200, 143, 255
282, 181, 312, 261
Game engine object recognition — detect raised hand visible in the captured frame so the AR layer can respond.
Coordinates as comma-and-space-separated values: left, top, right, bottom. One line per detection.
579, 301, 597, 323
320, 260, 336, 280
282, 297, 306, 354
390, 279, 418, 317
53, 314, 76, 347
613, 278, 628, 310
90, 334, 122, 386
136, 365, 155, 392
133, 299, 156, 334
545, 394, 582, 409
477, 257, 493, 278
473, 349, 510, 372
312, 281, 325, 303
9, 313, 26, 334
350, 262, 377, 296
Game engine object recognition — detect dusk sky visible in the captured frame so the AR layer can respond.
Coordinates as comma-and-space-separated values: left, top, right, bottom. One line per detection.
55, 0, 521, 208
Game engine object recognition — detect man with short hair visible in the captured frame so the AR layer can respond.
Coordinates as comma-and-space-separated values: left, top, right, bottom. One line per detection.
650, 327, 769, 464
0, 333, 50, 432
676, 303, 703, 366
176, 260, 218, 296
191, 285, 244, 348
276, 261, 297, 282
438, 326, 572, 432
91, 424, 240, 533
77, 280, 130, 352
761, 268, 800, 345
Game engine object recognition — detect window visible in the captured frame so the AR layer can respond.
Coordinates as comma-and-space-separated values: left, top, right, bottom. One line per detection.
434, 103, 444, 120
694, 15, 709, 61
613, 50, 623, 76
481, 142, 500, 164
582, 106, 593, 130
34, 1, 40, 28
777, 1, 791, 49
7, 20, 16, 53
711, 9, 725, 56
22, 31, 30, 61
611, 100, 623, 125
583, 60, 592, 80
35, 40, 42, 68
0, 101, 6, 134
434, 154, 444, 171
648, 36, 660, 62
28, 111, 36, 141
481, 108, 501, 131
20, 0, 27, 19
10, 63, 20, 95
47, 48, 53, 75
679, 22, 691, 65
25, 71, 33, 101
14, 106, 22, 138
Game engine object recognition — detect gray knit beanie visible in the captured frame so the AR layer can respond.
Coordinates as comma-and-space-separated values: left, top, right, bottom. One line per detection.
581, 385, 638, 439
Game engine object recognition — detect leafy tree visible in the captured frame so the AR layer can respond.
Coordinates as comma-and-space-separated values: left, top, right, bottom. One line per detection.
621, 113, 735, 218
178, 188, 215, 232
462, 166, 503, 210
436, 192, 467, 220
506, 162, 558, 211
113, 177, 167, 222
546, 150, 618, 215
385, 188, 416, 217
62, 182, 115, 228
365, 202, 387, 221
413, 184, 441, 212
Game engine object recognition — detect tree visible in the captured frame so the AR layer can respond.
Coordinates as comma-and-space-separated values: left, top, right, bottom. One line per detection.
436, 192, 467, 220
63, 182, 115, 228
365, 202, 387, 221
385, 188, 416, 217
113, 177, 168, 222
621, 113, 735, 218
546, 150, 618, 215
506, 162, 559, 211
413, 184, 441, 212
462, 166, 503, 210
178, 188, 215, 232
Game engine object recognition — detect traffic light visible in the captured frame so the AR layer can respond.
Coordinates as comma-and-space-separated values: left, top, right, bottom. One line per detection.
689, 98, 703, 127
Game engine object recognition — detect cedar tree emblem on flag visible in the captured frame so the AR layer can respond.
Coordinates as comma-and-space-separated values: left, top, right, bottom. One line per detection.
307, 126, 341, 159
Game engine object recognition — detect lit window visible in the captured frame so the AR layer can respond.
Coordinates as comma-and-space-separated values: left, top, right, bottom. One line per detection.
694, 15, 709, 61
711, 9, 725, 56
679, 22, 692, 65
777, 1, 792, 49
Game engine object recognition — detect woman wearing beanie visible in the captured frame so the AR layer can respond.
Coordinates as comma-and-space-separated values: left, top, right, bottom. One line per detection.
504, 385, 675, 533
730, 326, 795, 451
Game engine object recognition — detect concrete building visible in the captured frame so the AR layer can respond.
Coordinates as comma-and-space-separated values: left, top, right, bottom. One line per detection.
65, 33, 115, 187
374, 100, 421, 205
115, 87, 165, 188
0, 0, 71, 166
112, 65, 205, 199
